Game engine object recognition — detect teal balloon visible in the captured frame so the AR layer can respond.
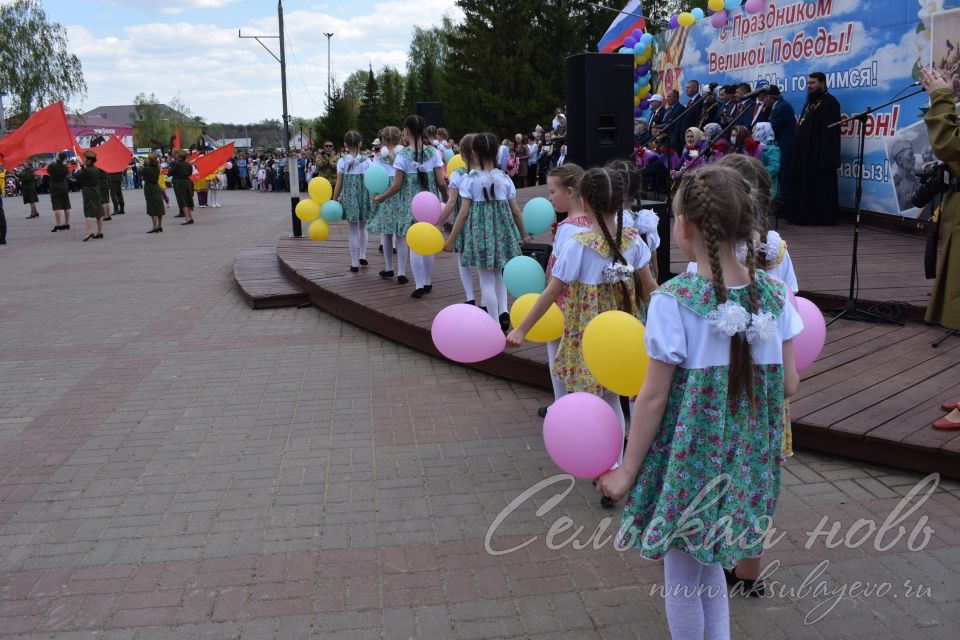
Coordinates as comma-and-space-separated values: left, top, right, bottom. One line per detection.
619, 47, 632, 54
692, 8, 705, 20
522, 197, 555, 236
725, 0, 740, 9
363, 164, 389, 195
443, 148, 454, 162
640, 33, 654, 46
503, 256, 547, 297
633, 42, 644, 54
321, 200, 343, 222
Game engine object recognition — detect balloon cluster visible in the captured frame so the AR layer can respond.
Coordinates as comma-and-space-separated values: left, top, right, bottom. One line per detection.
297, 177, 337, 241
618, 28, 656, 118
670, 0, 767, 31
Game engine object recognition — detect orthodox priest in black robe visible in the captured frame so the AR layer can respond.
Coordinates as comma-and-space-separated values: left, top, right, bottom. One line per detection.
784, 72, 841, 225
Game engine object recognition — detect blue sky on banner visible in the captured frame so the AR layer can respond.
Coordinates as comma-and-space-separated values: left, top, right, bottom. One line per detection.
40, 0, 459, 123
669, 0, 960, 217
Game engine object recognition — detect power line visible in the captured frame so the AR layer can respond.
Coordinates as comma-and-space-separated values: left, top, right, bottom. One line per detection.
283, 27, 326, 112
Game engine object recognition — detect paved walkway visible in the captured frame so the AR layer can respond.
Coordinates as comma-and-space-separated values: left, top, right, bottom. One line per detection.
0, 191, 958, 639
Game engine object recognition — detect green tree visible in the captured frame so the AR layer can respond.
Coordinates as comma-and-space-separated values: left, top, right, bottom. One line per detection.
377, 67, 404, 129
402, 70, 419, 117
0, 0, 86, 117
357, 65, 382, 145
404, 20, 452, 114
315, 81, 353, 144
132, 92, 172, 149
342, 70, 367, 126
644, 0, 710, 34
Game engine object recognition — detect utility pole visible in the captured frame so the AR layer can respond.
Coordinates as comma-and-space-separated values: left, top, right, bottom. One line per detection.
0, 90, 7, 136
240, 0, 303, 237
324, 33, 334, 106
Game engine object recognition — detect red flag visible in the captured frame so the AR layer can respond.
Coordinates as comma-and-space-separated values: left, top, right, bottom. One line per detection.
190, 142, 235, 182
80, 136, 132, 173
173, 126, 181, 151
0, 101, 75, 168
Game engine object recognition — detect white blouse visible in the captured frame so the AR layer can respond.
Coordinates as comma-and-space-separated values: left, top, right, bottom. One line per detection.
623, 209, 661, 252
337, 154, 371, 175
686, 230, 799, 294
645, 282, 804, 369
552, 231, 652, 285
460, 170, 516, 202
393, 147, 442, 175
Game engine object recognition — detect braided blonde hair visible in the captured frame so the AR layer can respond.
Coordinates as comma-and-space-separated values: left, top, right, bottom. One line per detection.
673, 164, 757, 406
717, 154, 775, 266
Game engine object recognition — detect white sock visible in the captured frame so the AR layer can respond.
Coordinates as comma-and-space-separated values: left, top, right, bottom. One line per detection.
382, 234, 394, 272
458, 261, 475, 302
348, 222, 361, 267
410, 252, 433, 289
495, 273, 508, 315
359, 222, 368, 260
477, 268, 502, 322
546, 339, 567, 402
396, 236, 409, 277
663, 549, 730, 640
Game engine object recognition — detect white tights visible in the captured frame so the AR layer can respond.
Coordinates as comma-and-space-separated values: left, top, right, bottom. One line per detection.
410, 253, 434, 289
459, 262, 476, 303
476, 268, 508, 320
663, 548, 730, 640
546, 340, 567, 402
382, 234, 407, 276
348, 221, 368, 267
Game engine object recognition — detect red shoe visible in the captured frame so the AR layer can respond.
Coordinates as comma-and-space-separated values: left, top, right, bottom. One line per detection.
932, 415, 960, 430
940, 401, 958, 412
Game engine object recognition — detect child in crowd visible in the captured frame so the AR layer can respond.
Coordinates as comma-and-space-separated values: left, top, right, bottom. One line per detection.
368, 126, 408, 282
332, 130, 373, 273
372, 115, 448, 298
597, 164, 802, 639
607, 159, 661, 276
207, 170, 221, 208
507, 167, 656, 449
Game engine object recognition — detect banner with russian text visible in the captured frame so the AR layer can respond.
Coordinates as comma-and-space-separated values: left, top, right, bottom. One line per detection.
654, 0, 960, 218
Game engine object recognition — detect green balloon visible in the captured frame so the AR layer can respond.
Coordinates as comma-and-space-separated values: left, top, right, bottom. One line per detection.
321, 200, 343, 222
364, 164, 389, 195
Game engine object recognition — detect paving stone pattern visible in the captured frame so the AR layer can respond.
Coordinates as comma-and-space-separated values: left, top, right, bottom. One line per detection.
0, 192, 958, 638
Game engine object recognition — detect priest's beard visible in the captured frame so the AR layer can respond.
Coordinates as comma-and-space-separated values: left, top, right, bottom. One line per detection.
807, 88, 825, 102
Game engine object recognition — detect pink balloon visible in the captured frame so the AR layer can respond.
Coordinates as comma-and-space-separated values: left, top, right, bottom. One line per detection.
745, 0, 763, 14
412, 191, 443, 225
543, 393, 623, 479
793, 297, 826, 373
431, 304, 506, 363
711, 9, 728, 28
225, 161, 233, 169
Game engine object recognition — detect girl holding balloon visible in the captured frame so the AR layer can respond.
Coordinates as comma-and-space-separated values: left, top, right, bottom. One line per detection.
595, 165, 802, 639
440, 133, 483, 308
368, 126, 408, 282
506, 167, 656, 448
373, 115, 448, 298
444, 132, 530, 330
333, 131, 373, 273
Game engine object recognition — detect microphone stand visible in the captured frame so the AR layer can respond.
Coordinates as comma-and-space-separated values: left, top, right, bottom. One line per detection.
824, 86, 924, 327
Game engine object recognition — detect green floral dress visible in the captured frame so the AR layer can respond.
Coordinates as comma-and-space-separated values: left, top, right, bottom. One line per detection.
394, 147, 440, 235
551, 228, 649, 395
453, 170, 521, 270
617, 270, 802, 569
338, 155, 372, 223
368, 156, 402, 235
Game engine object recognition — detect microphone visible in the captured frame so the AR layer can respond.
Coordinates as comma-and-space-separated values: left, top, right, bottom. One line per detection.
742, 85, 771, 100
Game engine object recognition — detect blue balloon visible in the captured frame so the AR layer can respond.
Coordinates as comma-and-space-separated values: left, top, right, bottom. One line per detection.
364, 164, 389, 195
725, 0, 741, 9
320, 200, 343, 223
692, 8, 705, 20
522, 197, 555, 236
443, 148, 454, 162
503, 256, 547, 297
633, 42, 644, 55
641, 33, 654, 46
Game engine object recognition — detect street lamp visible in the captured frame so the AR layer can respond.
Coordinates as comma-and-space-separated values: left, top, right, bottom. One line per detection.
324, 33, 334, 106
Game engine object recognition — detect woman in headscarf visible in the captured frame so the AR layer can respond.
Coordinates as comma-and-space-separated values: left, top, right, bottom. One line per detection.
673, 127, 710, 179
703, 122, 728, 157
730, 124, 763, 159
753, 122, 782, 199
142, 154, 165, 233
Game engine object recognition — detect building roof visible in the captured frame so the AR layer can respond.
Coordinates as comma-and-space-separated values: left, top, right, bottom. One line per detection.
68, 114, 131, 130
83, 104, 191, 128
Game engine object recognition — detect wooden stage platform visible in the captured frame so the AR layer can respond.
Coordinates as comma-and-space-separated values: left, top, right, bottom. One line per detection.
236, 186, 959, 477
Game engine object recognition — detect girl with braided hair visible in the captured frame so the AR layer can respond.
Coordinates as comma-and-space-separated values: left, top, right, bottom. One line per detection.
440, 133, 483, 307
332, 130, 373, 273
606, 159, 661, 273
444, 132, 530, 330
373, 115, 448, 297
507, 167, 657, 462
368, 126, 407, 281
596, 164, 802, 639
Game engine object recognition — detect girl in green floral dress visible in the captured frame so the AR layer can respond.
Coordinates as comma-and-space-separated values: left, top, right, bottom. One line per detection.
445, 133, 531, 330
440, 133, 481, 306
368, 126, 406, 281
332, 131, 373, 272
595, 165, 803, 639
372, 115, 448, 298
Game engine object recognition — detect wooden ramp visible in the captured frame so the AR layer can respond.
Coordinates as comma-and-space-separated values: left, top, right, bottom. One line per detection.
234, 245, 308, 309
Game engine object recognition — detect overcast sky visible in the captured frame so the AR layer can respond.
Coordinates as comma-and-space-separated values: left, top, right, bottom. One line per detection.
43, 0, 460, 123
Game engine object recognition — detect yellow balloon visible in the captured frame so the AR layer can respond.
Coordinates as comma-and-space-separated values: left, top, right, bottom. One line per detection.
308, 218, 330, 242
510, 293, 563, 343
406, 222, 444, 255
582, 310, 649, 396
308, 177, 332, 204
708, 0, 725, 12
634, 94, 641, 108
638, 85, 651, 99
446, 154, 466, 175
295, 199, 321, 222
678, 12, 696, 28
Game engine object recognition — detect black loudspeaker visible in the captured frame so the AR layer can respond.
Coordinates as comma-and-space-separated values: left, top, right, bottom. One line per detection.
416, 102, 444, 128
564, 53, 633, 168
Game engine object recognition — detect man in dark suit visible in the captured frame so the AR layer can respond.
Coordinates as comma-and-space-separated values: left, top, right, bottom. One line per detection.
766, 85, 797, 205
731, 82, 756, 129
662, 90, 687, 152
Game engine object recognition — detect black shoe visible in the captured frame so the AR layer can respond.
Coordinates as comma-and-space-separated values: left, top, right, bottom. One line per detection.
411, 288, 425, 298
26, 214, 39, 219
181, 220, 194, 225
147, 229, 158, 233
397, 275, 409, 285
94, 233, 103, 239
158, 227, 163, 233
423, 284, 432, 293
379, 270, 394, 279
378, 244, 384, 253
83, 234, 94, 242
51, 226, 60, 232
724, 568, 766, 598
359, 259, 368, 266
499, 312, 511, 332
350, 266, 359, 273
64, 224, 70, 230
393, 247, 397, 254
537, 406, 549, 418
466, 299, 475, 306
600, 495, 616, 509
103, 216, 112, 221
175, 213, 185, 218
